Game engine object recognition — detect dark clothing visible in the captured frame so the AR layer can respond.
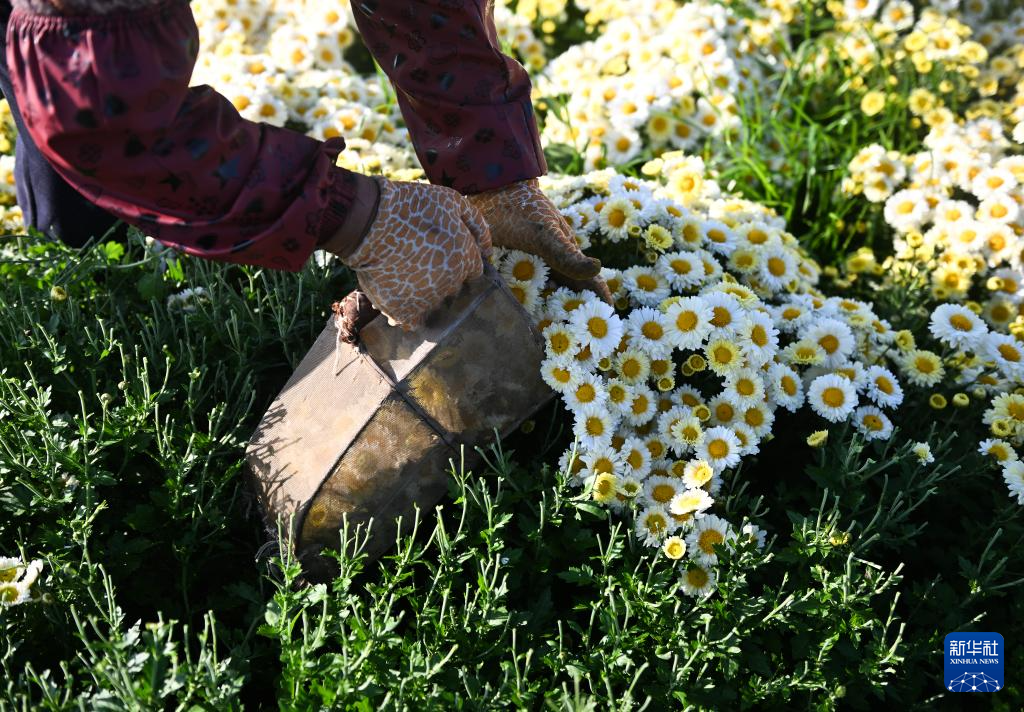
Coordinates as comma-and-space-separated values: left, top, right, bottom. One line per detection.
0, 0, 119, 246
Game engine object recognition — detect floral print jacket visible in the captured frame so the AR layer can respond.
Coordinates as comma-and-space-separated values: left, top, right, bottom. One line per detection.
3, 0, 547, 270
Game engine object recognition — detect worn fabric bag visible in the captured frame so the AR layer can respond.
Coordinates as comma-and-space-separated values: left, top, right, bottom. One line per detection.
245, 264, 552, 579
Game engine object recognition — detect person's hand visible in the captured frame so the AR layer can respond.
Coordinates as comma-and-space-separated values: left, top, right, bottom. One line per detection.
467, 178, 612, 303
332, 176, 492, 331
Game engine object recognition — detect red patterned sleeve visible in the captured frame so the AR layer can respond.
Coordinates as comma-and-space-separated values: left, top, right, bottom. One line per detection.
5, 0, 358, 271
351, 0, 547, 195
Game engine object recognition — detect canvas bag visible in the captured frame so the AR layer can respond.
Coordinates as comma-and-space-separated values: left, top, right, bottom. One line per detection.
245, 264, 553, 578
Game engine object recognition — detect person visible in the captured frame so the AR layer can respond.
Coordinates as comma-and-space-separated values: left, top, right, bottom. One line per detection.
1, 0, 608, 329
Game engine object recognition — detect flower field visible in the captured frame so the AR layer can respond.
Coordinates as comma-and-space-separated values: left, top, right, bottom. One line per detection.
3, 0, 1024, 707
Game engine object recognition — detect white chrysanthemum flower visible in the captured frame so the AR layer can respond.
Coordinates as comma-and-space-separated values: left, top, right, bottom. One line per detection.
618, 436, 652, 479
581, 443, 626, 479
636, 505, 673, 546
664, 296, 714, 350
852, 406, 894, 441
768, 363, 804, 412
506, 279, 541, 315
983, 333, 1024, 381
738, 400, 773, 438
623, 266, 672, 306
656, 251, 707, 291
573, 403, 617, 449
807, 373, 858, 423
979, 438, 1018, 464
928, 303, 988, 349
686, 514, 733, 565
669, 415, 705, 456
680, 563, 717, 597
543, 323, 579, 360
546, 287, 588, 322
865, 366, 904, 408
598, 197, 637, 242
702, 291, 743, 335
977, 193, 1020, 225
1002, 460, 1024, 504
605, 378, 635, 416
614, 348, 651, 385
0, 558, 43, 608
668, 487, 714, 518
912, 442, 935, 465
901, 349, 946, 387
731, 422, 760, 456
623, 384, 658, 426
626, 307, 673, 358
1014, 122, 1024, 145
771, 299, 814, 333
644, 475, 684, 509
682, 459, 715, 489
723, 367, 766, 410
564, 372, 608, 411
879, 0, 915, 31
695, 426, 742, 472
758, 246, 798, 292
500, 249, 550, 288
883, 189, 930, 233
737, 311, 779, 366
971, 167, 1017, 201
804, 318, 855, 367
933, 199, 975, 227
843, 0, 881, 19
705, 338, 744, 375
702, 219, 738, 255
541, 358, 583, 394
569, 300, 624, 359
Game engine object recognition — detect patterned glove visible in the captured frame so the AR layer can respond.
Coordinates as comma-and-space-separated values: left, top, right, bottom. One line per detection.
341, 177, 493, 331
467, 178, 612, 303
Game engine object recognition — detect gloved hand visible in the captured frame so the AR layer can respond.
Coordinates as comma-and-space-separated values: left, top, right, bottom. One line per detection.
467, 178, 612, 303
327, 176, 492, 331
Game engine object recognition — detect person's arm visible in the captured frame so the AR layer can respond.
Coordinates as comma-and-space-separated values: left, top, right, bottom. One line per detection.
349, 0, 547, 195
4, 0, 373, 270
350, 0, 608, 299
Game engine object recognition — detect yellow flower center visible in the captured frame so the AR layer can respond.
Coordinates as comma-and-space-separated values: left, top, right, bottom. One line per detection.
999, 344, 1022, 362
686, 567, 709, 588
949, 314, 973, 331
822, 387, 846, 408
512, 261, 536, 281
711, 307, 732, 327
637, 274, 658, 291
588, 318, 608, 338
549, 332, 571, 354
576, 383, 597, 403
698, 528, 725, 554
751, 325, 768, 347
642, 322, 664, 340
862, 414, 884, 431
676, 311, 698, 331
652, 484, 675, 502
782, 376, 797, 396
707, 439, 729, 459
818, 334, 840, 354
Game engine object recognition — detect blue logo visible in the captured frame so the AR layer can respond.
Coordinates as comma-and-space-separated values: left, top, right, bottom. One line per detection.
944, 632, 1003, 692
